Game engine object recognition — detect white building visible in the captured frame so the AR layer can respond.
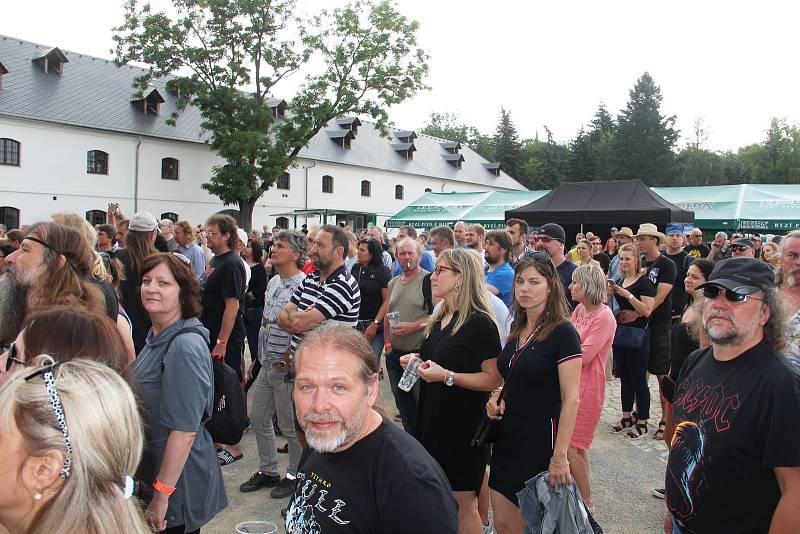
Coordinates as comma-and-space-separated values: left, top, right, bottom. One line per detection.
0, 35, 526, 230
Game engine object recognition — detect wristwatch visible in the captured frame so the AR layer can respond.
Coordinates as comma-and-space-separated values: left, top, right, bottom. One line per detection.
445, 370, 455, 387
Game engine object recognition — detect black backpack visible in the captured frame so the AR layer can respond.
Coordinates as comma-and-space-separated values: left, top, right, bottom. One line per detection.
162, 327, 247, 445
422, 272, 434, 314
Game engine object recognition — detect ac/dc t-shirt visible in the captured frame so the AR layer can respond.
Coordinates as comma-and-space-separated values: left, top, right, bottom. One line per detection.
644, 254, 676, 325
199, 250, 246, 344
666, 342, 800, 533
286, 418, 458, 534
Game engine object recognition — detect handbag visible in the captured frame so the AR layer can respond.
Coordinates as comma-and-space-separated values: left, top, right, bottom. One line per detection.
471, 325, 541, 447
613, 324, 647, 349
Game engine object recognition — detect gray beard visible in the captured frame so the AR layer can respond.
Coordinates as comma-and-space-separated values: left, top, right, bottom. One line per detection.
0, 272, 29, 344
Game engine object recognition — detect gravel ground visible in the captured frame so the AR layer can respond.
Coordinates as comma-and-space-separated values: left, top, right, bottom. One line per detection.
205, 357, 668, 534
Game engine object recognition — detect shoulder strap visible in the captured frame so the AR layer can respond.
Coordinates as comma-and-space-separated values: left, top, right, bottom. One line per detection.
422, 272, 434, 314
160, 326, 207, 372
496, 324, 542, 403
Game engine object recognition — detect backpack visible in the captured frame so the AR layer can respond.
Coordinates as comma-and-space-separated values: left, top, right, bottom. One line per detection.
162, 327, 247, 445
422, 272, 434, 314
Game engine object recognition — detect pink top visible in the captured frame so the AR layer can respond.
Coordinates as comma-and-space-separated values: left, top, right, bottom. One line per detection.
569, 303, 617, 450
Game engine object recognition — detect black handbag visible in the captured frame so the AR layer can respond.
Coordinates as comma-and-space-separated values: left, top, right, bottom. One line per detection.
471, 325, 541, 447
613, 325, 647, 350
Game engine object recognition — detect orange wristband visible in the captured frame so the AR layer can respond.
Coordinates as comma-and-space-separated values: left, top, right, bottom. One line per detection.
153, 479, 175, 496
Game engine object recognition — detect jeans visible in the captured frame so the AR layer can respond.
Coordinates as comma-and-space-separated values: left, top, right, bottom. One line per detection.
243, 306, 264, 366
613, 330, 651, 420
251, 365, 302, 476
385, 349, 419, 435
356, 321, 385, 367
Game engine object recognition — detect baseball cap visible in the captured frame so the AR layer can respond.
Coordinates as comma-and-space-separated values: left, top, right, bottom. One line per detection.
236, 228, 248, 245
128, 212, 159, 232
731, 238, 754, 249
539, 223, 566, 243
697, 257, 775, 295
610, 227, 619, 233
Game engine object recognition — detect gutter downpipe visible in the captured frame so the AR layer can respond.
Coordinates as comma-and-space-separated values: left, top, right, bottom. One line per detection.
304, 160, 317, 224
134, 137, 142, 212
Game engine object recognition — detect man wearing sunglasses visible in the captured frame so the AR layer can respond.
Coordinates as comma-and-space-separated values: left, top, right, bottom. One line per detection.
663, 257, 800, 534
535, 223, 576, 308
729, 238, 756, 258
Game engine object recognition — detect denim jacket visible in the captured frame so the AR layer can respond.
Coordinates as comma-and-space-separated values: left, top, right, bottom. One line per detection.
517, 471, 600, 534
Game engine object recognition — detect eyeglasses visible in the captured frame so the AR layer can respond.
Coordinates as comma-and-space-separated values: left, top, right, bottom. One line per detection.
536, 236, 556, 244
205, 231, 220, 237
24, 360, 72, 479
730, 245, 749, 252
433, 265, 459, 276
702, 285, 763, 303
4, 342, 25, 372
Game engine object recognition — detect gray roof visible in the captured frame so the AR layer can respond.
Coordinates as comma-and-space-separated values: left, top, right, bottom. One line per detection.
0, 34, 527, 191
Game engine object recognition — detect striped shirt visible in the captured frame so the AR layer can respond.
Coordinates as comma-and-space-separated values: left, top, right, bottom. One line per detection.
289, 264, 361, 352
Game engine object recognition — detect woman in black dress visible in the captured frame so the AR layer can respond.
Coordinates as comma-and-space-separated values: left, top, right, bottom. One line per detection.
351, 237, 391, 363
610, 243, 655, 438
486, 253, 582, 534
244, 237, 268, 362
402, 248, 502, 534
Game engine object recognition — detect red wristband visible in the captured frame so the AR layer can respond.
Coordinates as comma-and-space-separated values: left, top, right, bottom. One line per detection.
153, 479, 175, 496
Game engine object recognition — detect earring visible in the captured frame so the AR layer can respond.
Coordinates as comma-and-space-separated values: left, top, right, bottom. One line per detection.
34, 489, 42, 501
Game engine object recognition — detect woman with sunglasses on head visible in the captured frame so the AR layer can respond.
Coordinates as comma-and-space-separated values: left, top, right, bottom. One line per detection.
610, 243, 656, 438
485, 254, 582, 534
0, 356, 150, 534
133, 253, 227, 534
401, 248, 503, 534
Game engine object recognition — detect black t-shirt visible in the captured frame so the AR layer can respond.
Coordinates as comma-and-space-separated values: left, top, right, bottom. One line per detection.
666, 342, 800, 533
664, 250, 690, 317
286, 418, 458, 534
199, 250, 246, 343
615, 275, 656, 329
556, 260, 577, 309
683, 244, 710, 260
351, 263, 391, 321
593, 252, 610, 274
417, 312, 501, 450
247, 263, 268, 308
644, 254, 676, 325
91, 277, 119, 321
116, 250, 152, 354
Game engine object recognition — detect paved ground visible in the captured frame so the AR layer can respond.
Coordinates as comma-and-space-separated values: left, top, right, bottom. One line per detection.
206, 357, 668, 534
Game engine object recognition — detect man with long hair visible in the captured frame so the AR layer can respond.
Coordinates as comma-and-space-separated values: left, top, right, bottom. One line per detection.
664, 257, 800, 533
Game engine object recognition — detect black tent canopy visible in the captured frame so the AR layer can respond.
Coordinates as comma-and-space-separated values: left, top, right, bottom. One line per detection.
505, 180, 695, 226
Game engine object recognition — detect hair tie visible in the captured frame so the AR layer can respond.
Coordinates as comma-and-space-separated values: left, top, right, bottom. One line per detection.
122, 475, 135, 500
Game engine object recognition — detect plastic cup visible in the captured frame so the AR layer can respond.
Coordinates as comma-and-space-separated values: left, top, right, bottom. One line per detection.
235, 521, 278, 534
398, 354, 422, 392
386, 311, 400, 328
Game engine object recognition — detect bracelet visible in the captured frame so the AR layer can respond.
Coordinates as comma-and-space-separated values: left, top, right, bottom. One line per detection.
549, 458, 569, 468
217, 338, 227, 346
153, 479, 176, 496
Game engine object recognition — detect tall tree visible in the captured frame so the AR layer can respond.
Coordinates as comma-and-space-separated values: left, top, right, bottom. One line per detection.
114, 0, 428, 230
492, 107, 523, 179
419, 112, 494, 160
565, 128, 594, 181
615, 72, 679, 186
535, 127, 566, 189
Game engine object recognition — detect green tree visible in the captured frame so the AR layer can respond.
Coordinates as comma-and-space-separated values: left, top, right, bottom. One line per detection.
565, 128, 594, 181
674, 147, 726, 186
113, 0, 428, 229
615, 72, 679, 185
492, 107, 523, 180
535, 127, 567, 189
419, 112, 494, 160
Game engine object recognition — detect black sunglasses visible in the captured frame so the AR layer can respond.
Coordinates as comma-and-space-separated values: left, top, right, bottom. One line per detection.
702, 285, 762, 303
730, 245, 749, 252
5, 342, 25, 372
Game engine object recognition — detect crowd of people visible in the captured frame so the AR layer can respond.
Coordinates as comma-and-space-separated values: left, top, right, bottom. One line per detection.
0, 207, 798, 534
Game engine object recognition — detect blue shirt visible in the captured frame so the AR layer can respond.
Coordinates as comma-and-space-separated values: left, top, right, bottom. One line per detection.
485, 262, 514, 307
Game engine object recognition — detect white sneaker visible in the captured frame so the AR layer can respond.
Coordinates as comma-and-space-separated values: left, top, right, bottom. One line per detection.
483, 523, 494, 534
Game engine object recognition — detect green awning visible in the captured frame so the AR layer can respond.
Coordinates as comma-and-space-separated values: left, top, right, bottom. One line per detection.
651, 185, 741, 229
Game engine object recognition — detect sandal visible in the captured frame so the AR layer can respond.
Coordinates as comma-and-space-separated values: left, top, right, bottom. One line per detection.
626, 423, 649, 439
611, 417, 633, 433
218, 449, 243, 466
654, 420, 666, 440
631, 411, 639, 425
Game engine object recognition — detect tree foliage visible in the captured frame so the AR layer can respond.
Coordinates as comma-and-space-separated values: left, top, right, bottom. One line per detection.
492, 107, 523, 180
113, 0, 428, 229
419, 112, 494, 160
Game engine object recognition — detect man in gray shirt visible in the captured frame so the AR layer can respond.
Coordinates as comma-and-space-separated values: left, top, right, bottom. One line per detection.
240, 230, 306, 499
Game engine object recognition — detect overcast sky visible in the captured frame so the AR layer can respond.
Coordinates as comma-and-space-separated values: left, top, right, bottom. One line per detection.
3, 0, 798, 151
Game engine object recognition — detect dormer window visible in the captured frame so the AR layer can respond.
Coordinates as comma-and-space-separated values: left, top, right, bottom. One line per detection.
130, 87, 165, 115
395, 130, 417, 143
443, 153, 464, 169
31, 47, 69, 74
336, 117, 362, 136
267, 98, 288, 119
0, 63, 8, 89
440, 141, 461, 155
482, 162, 501, 176
391, 142, 416, 160
326, 129, 354, 149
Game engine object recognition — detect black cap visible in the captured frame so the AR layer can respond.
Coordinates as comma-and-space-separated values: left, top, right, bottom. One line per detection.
732, 238, 754, 249
539, 223, 565, 243
697, 257, 776, 295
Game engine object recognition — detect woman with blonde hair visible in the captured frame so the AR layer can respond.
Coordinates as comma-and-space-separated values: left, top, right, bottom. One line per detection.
485, 253, 582, 534
0, 356, 149, 534
401, 248, 503, 534
568, 265, 617, 512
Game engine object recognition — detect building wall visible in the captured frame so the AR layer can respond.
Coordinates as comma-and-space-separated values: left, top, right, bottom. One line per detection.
0, 116, 512, 229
